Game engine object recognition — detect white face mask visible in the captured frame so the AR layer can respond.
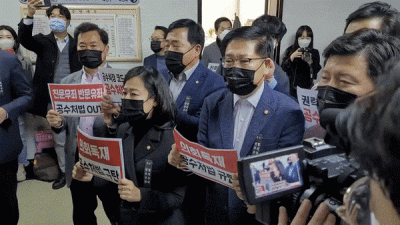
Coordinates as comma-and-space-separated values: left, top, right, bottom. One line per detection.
218, 29, 230, 41
0, 39, 15, 50
298, 38, 311, 48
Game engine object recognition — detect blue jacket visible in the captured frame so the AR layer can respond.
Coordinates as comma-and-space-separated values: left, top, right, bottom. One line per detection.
143, 54, 157, 70
197, 84, 305, 225
0, 50, 33, 164
165, 62, 226, 142
143, 53, 170, 82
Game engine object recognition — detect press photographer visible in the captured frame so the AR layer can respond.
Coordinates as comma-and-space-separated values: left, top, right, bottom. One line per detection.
233, 29, 400, 225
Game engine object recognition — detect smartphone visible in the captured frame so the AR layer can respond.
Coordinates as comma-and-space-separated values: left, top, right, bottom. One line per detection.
37, 0, 51, 7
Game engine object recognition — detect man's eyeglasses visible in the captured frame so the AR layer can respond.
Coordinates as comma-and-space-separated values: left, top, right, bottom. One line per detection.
221, 57, 266, 68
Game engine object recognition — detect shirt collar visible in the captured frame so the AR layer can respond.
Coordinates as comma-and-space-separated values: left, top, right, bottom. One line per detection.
170, 60, 200, 82
81, 63, 108, 83
55, 34, 69, 44
234, 82, 265, 108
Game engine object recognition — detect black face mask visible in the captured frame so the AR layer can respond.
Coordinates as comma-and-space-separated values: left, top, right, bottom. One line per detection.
151, 41, 162, 53
317, 86, 357, 114
121, 99, 148, 124
223, 67, 259, 96
165, 51, 187, 76
78, 50, 103, 69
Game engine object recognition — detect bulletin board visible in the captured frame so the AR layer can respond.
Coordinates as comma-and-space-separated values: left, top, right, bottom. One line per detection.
20, 4, 141, 62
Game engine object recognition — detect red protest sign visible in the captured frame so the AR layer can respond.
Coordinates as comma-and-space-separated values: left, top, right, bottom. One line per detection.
77, 128, 125, 184
48, 83, 104, 117
173, 129, 238, 188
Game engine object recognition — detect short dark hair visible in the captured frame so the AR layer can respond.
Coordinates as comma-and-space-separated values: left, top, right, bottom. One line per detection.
345, 1, 400, 37
221, 26, 274, 59
154, 26, 168, 38
46, 4, 71, 20
252, 15, 287, 42
123, 66, 176, 125
0, 25, 19, 51
167, 19, 205, 51
74, 22, 109, 45
336, 57, 400, 214
292, 25, 314, 49
323, 29, 400, 83
214, 17, 232, 31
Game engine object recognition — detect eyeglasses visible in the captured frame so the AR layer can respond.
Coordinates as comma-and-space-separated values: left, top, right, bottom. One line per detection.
221, 57, 266, 68
150, 38, 165, 42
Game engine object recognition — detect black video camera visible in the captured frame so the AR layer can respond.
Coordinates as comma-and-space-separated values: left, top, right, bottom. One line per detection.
237, 138, 365, 224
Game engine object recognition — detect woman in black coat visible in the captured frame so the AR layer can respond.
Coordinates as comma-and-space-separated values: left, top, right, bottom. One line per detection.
73, 66, 186, 225
281, 25, 322, 97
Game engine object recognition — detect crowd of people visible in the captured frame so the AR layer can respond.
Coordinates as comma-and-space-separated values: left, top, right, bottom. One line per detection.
2, 0, 400, 224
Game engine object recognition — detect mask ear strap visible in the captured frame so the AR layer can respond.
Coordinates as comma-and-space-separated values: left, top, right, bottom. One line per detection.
255, 59, 268, 85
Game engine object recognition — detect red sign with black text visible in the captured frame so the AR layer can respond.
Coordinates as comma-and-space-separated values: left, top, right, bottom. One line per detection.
174, 129, 238, 188
77, 128, 125, 184
48, 83, 104, 117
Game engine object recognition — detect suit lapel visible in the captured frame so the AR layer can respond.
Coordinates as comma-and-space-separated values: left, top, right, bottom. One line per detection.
240, 85, 276, 157
122, 126, 139, 186
219, 92, 234, 149
134, 127, 162, 163
175, 63, 204, 109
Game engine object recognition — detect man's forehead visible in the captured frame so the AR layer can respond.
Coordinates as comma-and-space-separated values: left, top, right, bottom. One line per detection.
78, 31, 102, 43
152, 30, 165, 37
166, 27, 189, 41
225, 39, 258, 55
323, 54, 368, 77
345, 17, 382, 34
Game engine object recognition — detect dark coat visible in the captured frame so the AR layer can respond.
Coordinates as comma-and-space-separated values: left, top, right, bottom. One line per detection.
273, 65, 290, 96
143, 53, 169, 81
198, 84, 305, 225
18, 19, 82, 117
116, 121, 186, 225
281, 45, 321, 90
163, 62, 226, 142
0, 50, 33, 164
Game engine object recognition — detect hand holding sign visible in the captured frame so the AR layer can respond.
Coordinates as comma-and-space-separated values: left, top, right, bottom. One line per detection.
72, 162, 94, 182
100, 92, 121, 126
118, 178, 141, 202
46, 109, 63, 128
168, 144, 186, 169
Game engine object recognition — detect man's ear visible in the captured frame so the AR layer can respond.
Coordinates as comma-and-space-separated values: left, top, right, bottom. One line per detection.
194, 44, 202, 56
263, 58, 276, 82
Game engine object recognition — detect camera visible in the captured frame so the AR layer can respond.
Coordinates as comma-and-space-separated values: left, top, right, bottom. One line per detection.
237, 138, 365, 224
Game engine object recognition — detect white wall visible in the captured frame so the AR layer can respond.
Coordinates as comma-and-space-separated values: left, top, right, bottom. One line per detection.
1, 0, 198, 69
280, 0, 400, 79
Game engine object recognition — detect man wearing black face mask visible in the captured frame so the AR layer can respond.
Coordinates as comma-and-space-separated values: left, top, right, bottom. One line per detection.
163, 18, 226, 225
45, 22, 120, 225
311, 30, 400, 146
143, 26, 169, 80
169, 25, 305, 225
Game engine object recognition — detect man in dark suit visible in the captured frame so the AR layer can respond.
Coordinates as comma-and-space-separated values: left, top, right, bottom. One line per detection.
253, 15, 290, 96
18, 1, 82, 189
284, 153, 300, 183
163, 19, 226, 225
0, 50, 33, 225
143, 26, 169, 79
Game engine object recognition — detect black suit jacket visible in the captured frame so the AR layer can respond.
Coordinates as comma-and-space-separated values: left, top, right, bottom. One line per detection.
115, 121, 186, 225
0, 50, 33, 164
18, 19, 82, 117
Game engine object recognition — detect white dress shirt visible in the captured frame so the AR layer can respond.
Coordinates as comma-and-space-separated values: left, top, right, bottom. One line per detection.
169, 61, 200, 101
233, 82, 265, 157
